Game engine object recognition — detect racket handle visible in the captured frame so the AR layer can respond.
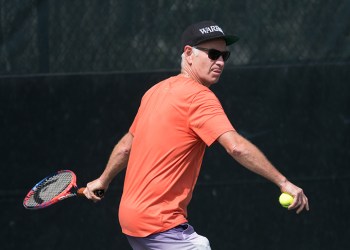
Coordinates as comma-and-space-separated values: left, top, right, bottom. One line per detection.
77, 188, 104, 198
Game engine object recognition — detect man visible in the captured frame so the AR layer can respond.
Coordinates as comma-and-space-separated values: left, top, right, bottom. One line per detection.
84, 20, 309, 250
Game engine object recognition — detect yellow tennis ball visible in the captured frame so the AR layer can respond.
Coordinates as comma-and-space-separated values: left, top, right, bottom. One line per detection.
279, 193, 294, 208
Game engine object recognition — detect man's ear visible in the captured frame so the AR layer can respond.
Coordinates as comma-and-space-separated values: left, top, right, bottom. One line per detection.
184, 45, 193, 65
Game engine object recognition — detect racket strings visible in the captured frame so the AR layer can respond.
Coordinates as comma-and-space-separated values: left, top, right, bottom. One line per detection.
25, 172, 73, 206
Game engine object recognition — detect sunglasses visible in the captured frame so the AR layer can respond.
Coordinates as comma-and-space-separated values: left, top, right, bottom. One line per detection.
194, 46, 231, 62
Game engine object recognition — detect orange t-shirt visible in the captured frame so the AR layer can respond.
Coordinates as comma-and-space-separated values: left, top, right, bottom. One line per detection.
119, 74, 235, 237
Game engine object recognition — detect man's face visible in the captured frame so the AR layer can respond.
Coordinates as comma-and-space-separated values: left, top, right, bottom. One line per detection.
191, 39, 228, 87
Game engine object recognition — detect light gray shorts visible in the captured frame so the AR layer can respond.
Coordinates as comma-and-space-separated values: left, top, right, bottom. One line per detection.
126, 223, 211, 250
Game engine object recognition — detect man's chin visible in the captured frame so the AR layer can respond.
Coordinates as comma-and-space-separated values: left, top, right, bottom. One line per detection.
212, 75, 221, 84
206, 78, 220, 87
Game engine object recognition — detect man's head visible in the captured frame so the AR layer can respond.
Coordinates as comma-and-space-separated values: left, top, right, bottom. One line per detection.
181, 21, 239, 87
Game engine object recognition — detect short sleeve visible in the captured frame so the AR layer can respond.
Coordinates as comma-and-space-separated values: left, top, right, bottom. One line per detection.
189, 90, 235, 146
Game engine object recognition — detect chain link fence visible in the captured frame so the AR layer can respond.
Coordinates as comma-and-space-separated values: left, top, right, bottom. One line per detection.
1, 0, 349, 75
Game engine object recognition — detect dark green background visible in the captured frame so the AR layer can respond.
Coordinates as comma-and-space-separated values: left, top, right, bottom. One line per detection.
1, 0, 349, 75
1, 64, 349, 249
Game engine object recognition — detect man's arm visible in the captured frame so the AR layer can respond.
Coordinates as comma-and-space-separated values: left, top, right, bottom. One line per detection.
217, 130, 309, 214
84, 132, 133, 201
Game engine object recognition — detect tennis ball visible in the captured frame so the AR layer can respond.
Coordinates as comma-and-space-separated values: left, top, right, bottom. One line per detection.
279, 193, 294, 208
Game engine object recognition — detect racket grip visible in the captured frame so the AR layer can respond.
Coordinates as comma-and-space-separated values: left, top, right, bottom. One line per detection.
77, 188, 86, 196
77, 188, 104, 198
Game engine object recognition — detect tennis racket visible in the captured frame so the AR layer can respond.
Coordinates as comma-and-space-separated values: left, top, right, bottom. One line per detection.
23, 170, 104, 209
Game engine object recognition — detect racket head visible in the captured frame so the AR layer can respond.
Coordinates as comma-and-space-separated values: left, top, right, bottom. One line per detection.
23, 170, 78, 209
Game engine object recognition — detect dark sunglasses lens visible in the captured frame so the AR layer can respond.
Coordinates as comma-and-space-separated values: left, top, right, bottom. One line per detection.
208, 49, 221, 60
222, 51, 230, 61
208, 49, 230, 61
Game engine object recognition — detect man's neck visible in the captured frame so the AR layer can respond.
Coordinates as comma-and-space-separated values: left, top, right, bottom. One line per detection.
180, 68, 210, 87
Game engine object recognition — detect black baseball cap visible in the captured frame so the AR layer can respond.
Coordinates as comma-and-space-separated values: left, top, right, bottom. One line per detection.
181, 20, 239, 50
